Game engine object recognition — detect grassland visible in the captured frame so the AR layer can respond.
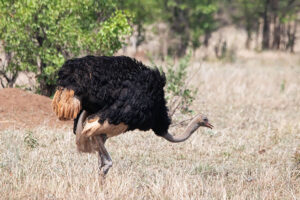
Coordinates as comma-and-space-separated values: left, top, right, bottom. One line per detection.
1, 52, 300, 200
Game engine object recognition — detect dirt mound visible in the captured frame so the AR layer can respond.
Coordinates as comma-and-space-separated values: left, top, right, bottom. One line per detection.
0, 88, 72, 131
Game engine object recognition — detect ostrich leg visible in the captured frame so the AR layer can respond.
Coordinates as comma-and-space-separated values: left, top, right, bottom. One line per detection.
96, 135, 107, 170
96, 134, 112, 176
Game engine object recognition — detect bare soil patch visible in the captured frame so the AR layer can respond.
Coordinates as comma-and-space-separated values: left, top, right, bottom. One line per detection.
0, 88, 71, 131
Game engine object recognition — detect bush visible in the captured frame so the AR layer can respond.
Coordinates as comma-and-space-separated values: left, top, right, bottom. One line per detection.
152, 53, 196, 117
0, 0, 132, 96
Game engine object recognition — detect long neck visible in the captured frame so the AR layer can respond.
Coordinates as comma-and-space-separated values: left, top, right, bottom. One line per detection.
160, 118, 201, 143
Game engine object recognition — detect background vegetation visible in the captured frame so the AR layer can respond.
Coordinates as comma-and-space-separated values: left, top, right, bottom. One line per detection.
1, 0, 299, 95
1, 1, 300, 199
0, 0, 132, 95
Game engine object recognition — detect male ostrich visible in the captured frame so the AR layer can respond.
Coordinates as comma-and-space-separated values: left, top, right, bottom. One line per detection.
52, 55, 213, 175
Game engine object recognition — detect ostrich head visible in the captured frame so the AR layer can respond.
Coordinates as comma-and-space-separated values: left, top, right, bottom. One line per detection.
161, 114, 213, 143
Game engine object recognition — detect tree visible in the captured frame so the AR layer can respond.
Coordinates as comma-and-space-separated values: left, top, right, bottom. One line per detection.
271, 0, 299, 52
0, 48, 17, 88
261, 0, 271, 49
0, 0, 131, 96
116, 0, 159, 49
261, 0, 300, 51
229, 0, 300, 51
116, 0, 219, 57
162, 0, 218, 57
231, 0, 262, 49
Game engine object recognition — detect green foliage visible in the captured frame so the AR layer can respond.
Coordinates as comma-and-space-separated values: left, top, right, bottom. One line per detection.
153, 53, 196, 115
192, 164, 218, 176
163, 0, 218, 53
116, 0, 218, 55
229, 0, 300, 50
232, 0, 262, 30
24, 131, 39, 149
280, 79, 286, 92
117, 0, 159, 25
116, 0, 161, 46
0, 0, 132, 95
274, 0, 299, 24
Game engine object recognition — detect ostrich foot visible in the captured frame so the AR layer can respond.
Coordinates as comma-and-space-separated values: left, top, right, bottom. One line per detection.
100, 158, 113, 176
97, 151, 113, 185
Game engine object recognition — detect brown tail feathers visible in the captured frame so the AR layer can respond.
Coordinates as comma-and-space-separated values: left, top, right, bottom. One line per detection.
52, 88, 81, 120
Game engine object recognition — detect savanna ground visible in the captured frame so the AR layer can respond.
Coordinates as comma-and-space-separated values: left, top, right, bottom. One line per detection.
1, 51, 300, 200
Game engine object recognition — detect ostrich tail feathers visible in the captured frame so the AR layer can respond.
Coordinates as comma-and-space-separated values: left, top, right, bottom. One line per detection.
52, 88, 81, 121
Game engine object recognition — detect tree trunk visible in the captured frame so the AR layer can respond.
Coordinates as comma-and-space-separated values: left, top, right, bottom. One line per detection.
255, 21, 261, 50
136, 23, 145, 48
169, 4, 189, 57
262, 0, 271, 49
271, 0, 281, 50
281, 23, 287, 48
245, 27, 252, 49
286, 21, 297, 53
290, 21, 298, 53
0, 52, 18, 88
204, 31, 211, 47
39, 77, 56, 96
177, 33, 189, 57
0, 71, 18, 88
7, 72, 18, 88
272, 18, 281, 49
36, 56, 55, 96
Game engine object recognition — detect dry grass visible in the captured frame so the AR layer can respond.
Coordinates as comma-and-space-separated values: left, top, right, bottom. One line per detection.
1, 53, 300, 200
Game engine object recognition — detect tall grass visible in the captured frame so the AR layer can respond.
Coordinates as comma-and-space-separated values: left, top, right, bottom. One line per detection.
1, 53, 300, 199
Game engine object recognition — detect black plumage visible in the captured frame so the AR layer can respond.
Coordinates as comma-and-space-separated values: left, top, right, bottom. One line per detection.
57, 55, 171, 136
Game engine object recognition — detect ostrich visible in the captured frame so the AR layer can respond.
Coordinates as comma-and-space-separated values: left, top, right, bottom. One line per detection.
52, 55, 213, 175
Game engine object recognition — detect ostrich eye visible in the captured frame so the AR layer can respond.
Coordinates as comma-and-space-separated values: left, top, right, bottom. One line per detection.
203, 117, 208, 122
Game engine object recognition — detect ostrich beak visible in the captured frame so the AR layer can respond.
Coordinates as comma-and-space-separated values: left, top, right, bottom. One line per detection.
204, 122, 214, 129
